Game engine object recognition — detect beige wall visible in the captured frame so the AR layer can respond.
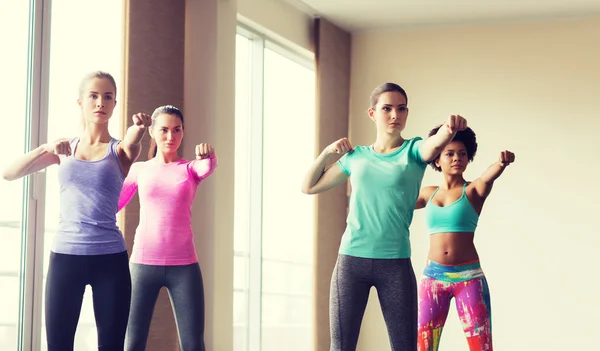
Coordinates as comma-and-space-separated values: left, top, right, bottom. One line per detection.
183, 0, 313, 349
190, 1, 318, 349
237, 0, 313, 52
121, 0, 311, 350
183, 0, 239, 349
314, 18, 352, 351
350, 17, 600, 350
122, 1, 186, 349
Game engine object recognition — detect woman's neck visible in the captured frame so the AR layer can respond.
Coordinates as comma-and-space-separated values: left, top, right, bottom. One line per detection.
154, 151, 180, 164
373, 133, 404, 153
80, 123, 111, 144
439, 174, 466, 190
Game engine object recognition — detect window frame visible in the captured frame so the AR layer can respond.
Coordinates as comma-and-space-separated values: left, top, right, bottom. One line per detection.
4, 1, 125, 349
234, 24, 316, 351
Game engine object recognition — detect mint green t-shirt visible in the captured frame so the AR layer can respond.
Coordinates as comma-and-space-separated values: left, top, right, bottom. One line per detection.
336, 137, 428, 259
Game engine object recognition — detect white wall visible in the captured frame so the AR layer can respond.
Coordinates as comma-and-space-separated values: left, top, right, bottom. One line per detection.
349, 17, 600, 350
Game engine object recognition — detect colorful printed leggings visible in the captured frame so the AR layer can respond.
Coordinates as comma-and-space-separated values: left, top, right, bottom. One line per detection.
417, 260, 492, 351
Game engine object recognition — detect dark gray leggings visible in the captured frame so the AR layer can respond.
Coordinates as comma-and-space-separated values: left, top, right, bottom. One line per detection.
126, 262, 205, 351
330, 254, 418, 351
45, 251, 131, 351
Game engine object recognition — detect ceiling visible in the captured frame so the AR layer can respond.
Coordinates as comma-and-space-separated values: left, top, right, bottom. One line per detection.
286, 0, 600, 31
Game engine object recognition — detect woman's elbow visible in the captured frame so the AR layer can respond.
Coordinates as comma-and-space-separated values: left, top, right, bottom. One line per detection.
2, 170, 18, 181
300, 186, 315, 195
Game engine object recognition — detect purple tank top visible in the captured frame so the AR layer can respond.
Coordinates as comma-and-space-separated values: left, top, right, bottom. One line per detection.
53, 137, 127, 255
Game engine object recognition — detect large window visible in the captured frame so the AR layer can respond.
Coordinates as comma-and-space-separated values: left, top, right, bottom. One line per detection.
234, 28, 316, 351
0, 1, 124, 350
0, 1, 34, 350
41, 1, 123, 350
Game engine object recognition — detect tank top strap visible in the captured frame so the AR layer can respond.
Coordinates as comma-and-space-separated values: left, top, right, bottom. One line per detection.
428, 187, 440, 203
69, 137, 79, 152
108, 138, 121, 157
462, 182, 468, 195
109, 138, 125, 177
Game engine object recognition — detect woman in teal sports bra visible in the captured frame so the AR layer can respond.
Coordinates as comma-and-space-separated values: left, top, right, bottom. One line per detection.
414, 126, 515, 351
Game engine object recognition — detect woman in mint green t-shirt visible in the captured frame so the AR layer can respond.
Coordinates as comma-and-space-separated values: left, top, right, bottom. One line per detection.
301, 82, 468, 351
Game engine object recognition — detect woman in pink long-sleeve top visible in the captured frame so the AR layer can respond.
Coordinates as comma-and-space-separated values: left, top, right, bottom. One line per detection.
118, 105, 217, 351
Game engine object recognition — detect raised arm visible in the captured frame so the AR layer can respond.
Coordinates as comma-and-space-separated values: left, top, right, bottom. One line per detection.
117, 162, 140, 212
301, 137, 352, 195
419, 115, 468, 163
117, 113, 152, 168
472, 150, 515, 200
189, 143, 218, 180
1, 139, 71, 181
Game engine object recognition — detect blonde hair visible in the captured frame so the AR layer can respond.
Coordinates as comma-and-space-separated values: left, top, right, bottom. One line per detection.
78, 71, 117, 129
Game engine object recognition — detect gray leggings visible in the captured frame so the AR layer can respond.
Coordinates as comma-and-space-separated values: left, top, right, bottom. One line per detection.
330, 254, 418, 351
126, 262, 205, 351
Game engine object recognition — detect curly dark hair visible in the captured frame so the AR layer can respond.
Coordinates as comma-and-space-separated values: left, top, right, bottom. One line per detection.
428, 125, 478, 172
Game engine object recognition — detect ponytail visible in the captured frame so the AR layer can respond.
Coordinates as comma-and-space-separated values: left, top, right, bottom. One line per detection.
148, 138, 158, 159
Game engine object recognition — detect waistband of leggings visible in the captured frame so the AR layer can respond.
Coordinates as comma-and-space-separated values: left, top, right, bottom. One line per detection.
423, 259, 484, 283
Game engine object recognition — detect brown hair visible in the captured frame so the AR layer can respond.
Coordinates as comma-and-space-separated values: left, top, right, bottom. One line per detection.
369, 82, 408, 108
148, 105, 185, 159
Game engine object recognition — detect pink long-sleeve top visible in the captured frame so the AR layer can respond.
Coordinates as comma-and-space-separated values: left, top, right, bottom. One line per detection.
118, 154, 217, 265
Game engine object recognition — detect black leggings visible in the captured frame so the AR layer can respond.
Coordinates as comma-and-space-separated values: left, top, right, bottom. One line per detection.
45, 251, 131, 351
126, 262, 205, 351
330, 254, 418, 351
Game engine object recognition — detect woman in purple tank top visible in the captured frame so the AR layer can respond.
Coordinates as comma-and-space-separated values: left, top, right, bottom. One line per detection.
2, 71, 151, 351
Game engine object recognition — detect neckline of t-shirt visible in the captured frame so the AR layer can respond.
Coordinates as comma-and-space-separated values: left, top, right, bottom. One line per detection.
368, 139, 409, 158
151, 157, 186, 165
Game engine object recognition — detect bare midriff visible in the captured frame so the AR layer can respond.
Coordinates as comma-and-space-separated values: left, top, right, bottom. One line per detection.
428, 232, 479, 265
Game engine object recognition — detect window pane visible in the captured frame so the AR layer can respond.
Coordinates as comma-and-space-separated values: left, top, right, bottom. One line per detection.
233, 33, 252, 351
0, 0, 32, 349
234, 32, 316, 351
261, 46, 316, 351
41, 1, 124, 350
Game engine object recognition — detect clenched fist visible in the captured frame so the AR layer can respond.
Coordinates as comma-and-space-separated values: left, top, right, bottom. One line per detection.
326, 137, 353, 155
195, 143, 214, 160
132, 113, 152, 130
46, 139, 72, 157
498, 150, 515, 167
445, 115, 468, 134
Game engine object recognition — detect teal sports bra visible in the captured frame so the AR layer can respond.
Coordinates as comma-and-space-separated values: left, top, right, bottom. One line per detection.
425, 183, 479, 234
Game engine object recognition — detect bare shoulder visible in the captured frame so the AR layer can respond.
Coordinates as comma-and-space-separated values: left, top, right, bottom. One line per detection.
115, 138, 125, 151
416, 185, 437, 209
465, 180, 477, 192
464, 180, 487, 206
420, 185, 438, 198
465, 179, 484, 195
